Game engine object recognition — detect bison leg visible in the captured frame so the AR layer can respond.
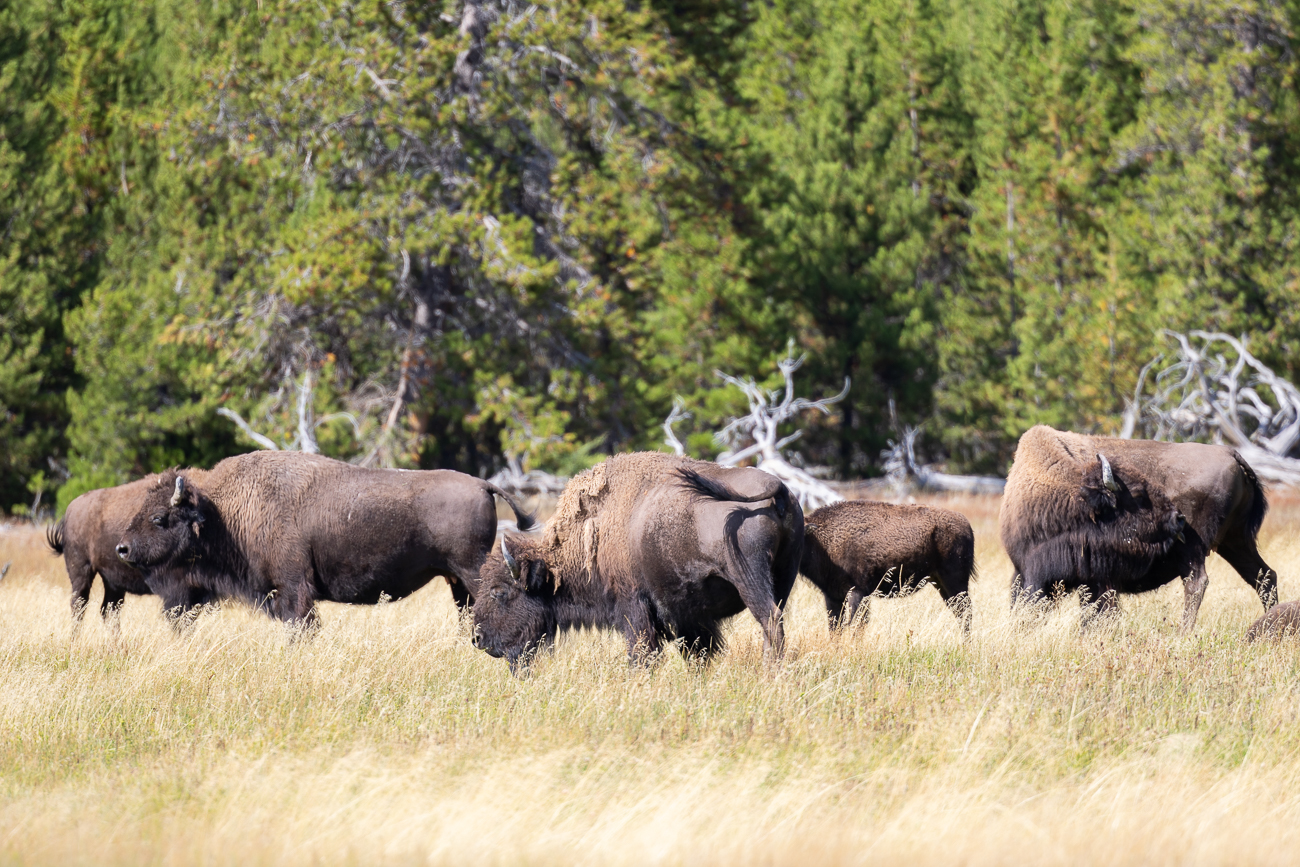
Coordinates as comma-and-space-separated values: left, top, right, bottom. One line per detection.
273, 584, 319, 632
675, 621, 724, 663
938, 588, 972, 635
617, 597, 663, 666
68, 559, 96, 625
1179, 560, 1210, 632
728, 576, 785, 661
1217, 539, 1279, 612
158, 584, 207, 633
1078, 586, 1119, 629
830, 588, 868, 633
100, 583, 126, 635
446, 576, 474, 612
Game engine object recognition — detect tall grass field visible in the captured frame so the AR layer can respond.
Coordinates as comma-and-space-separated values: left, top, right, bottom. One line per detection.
3, 492, 1300, 865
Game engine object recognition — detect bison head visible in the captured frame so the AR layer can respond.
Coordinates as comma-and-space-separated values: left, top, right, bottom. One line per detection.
1014, 454, 1187, 603
471, 534, 557, 671
116, 471, 209, 570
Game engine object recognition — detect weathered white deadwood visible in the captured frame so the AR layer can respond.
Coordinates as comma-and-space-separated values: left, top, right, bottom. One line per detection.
486, 458, 568, 498
218, 369, 359, 456
663, 350, 848, 510
882, 426, 1006, 495
1125, 331, 1300, 485
663, 398, 690, 457
215, 408, 281, 451
296, 370, 320, 455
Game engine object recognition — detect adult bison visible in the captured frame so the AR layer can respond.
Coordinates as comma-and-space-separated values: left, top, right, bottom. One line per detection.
800, 501, 976, 633
1002, 425, 1276, 628
114, 451, 535, 625
47, 478, 215, 625
471, 452, 804, 670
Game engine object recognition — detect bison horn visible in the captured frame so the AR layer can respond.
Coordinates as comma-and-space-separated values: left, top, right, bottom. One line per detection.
170, 476, 186, 507
501, 535, 520, 582
1098, 454, 1117, 492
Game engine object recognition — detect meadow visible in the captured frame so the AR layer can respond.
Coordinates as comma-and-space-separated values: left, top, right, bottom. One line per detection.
3, 492, 1300, 866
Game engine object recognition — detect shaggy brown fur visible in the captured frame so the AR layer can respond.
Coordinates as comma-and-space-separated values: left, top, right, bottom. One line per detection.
800, 500, 976, 633
1247, 601, 1300, 641
471, 452, 804, 669
115, 451, 534, 624
1001, 426, 1274, 628
47, 478, 214, 623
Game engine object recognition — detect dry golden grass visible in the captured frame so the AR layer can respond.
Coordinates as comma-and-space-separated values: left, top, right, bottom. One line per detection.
3, 493, 1300, 865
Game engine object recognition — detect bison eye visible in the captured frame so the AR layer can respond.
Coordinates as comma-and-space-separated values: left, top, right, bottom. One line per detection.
491, 588, 508, 601
150, 515, 165, 527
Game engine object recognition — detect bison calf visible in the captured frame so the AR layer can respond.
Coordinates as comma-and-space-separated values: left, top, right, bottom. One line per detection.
800, 500, 976, 633
48, 478, 214, 626
1247, 602, 1300, 641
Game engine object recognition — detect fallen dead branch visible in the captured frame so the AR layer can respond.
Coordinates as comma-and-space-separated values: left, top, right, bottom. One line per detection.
1124, 331, 1300, 485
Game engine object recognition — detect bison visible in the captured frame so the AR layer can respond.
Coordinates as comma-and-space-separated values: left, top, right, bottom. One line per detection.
47, 478, 214, 625
1002, 425, 1276, 627
470, 452, 804, 670
114, 450, 535, 625
1247, 601, 1300, 641
800, 500, 976, 633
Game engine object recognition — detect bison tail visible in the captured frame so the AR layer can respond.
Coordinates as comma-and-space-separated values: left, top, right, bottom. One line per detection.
45, 519, 65, 556
676, 467, 789, 511
960, 529, 978, 585
1233, 450, 1269, 542
483, 482, 537, 532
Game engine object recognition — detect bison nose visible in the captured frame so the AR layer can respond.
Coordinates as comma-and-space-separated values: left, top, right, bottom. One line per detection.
115, 543, 130, 561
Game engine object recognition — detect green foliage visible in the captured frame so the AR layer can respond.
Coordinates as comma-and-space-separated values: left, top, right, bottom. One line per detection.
4, 0, 1300, 508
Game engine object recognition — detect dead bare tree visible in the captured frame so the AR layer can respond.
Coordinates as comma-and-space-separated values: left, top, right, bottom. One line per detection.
881, 425, 1006, 495
1124, 331, 1300, 484
663, 398, 690, 457
217, 368, 361, 457
663, 351, 847, 510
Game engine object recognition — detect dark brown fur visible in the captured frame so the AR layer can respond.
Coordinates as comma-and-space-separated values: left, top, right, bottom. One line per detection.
471, 453, 804, 670
800, 500, 976, 633
115, 451, 535, 625
1001, 426, 1274, 627
47, 479, 214, 624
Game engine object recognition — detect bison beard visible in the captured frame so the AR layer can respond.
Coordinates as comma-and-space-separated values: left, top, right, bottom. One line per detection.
114, 451, 536, 626
471, 453, 804, 671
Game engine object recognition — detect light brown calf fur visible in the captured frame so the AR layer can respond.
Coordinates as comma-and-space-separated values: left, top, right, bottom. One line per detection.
1247, 601, 1300, 641
800, 500, 975, 633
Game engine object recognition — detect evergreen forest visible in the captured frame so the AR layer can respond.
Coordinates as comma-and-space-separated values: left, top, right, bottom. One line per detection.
2, 0, 1298, 515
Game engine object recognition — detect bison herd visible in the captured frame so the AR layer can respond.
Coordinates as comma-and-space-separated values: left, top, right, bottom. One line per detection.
40, 425, 1296, 669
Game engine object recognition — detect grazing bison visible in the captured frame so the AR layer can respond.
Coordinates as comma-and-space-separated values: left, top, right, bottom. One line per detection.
114, 451, 535, 625
471, 452, 804, 670
47, 478, 214, 625
1247, 601, 1300, 641
1002, 425, 1275, 628
800, 500, 976, 633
